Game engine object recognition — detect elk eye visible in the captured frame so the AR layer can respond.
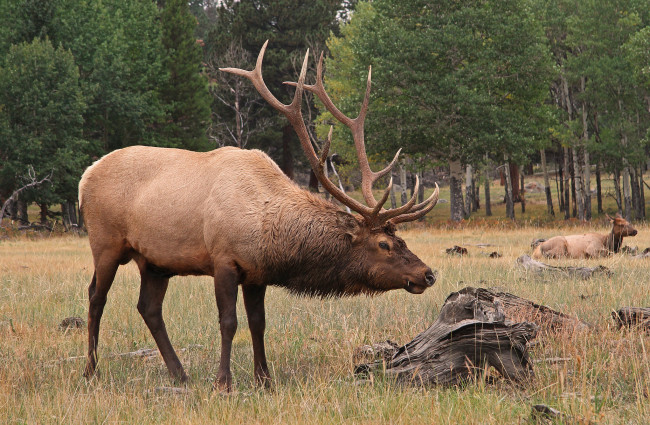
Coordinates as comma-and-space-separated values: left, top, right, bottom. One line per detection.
379, 241, 390, 251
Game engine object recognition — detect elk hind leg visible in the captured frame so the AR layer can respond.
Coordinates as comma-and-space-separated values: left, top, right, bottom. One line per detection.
243, 284, 271, 388
213, 262, 239, 392
84, 255, 120, 379
137, 264, 187, 382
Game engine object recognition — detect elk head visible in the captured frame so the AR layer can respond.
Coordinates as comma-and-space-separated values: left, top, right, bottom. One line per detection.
221, 41, 439, 294
607, 213, 638, 238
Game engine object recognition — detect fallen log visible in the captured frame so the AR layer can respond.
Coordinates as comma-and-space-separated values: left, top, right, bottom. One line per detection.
456, 287, 590, 332
516, 254, 612, 280
355, 288, 538, 386
446, 245, 468, 256
612, 307, 650, 332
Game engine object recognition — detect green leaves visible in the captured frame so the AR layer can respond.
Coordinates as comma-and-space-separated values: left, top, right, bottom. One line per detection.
0, 38, 91, 203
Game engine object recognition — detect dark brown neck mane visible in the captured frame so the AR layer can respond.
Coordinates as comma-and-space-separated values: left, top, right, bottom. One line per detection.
605, 228, 623, 253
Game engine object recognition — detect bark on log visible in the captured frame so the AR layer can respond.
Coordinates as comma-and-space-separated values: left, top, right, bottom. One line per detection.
456, 287, 590, 332
517, 254, 612, 280
612, 307, 650, 332
354, 287, 538, 386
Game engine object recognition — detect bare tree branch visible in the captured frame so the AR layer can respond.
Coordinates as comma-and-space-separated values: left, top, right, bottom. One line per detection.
0, 166, 52, 227
205, 41, 273, 148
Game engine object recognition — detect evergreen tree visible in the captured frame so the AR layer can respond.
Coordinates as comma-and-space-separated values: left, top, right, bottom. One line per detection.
160, 0, 212, 151
324, 0, 554, 221
206, 0, 348, 177
0, 39, 89, 212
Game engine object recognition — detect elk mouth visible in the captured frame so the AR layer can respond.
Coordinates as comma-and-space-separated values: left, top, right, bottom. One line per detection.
404, 280, 427, 294
404, 271, 436, 294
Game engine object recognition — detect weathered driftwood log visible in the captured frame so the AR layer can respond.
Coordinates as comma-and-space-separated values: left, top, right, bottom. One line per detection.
516, 254, 612, 280
456, 287, 590, 332
612, 307, 650, 332
355, 288, 538, 386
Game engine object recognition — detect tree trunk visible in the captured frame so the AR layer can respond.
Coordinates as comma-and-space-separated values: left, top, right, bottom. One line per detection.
510, 164, 521, 203
520, 171, 526, 214
17, 199, 28, 224
390, 182, 397, 209
613, 168, 623, 214
464, 164, 473, 219
581, 76, 591, 221
558, 156, 564, 213
571, 147, 584, 220
555, 157, 562, 213
639, 166, 645, 220
484, 164, 492, 217
400, 164, 408, 206
473, 179, 480, 211
417, 170, 424, 204
504, 161, 515, 220
563, 147, 571, 219
623, 166, 632, 221
449, 158, 464, 221
596, 163, 603, 214
570, 161, 577, 218
308, 171, 319, 193
61, 201, 79, 229
281, 125, 294, 180
39, 203, 48, 225
630, 166, 640, 220
540, 149, 554, 216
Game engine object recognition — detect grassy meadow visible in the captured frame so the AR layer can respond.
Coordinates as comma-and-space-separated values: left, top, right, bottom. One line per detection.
1, 218, 650, 424
1, 173, 649, 424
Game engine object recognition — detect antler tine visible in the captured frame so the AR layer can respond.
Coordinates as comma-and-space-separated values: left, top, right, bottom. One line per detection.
390, 184, 440, 224
224, 41, 375, 218
370, 177, 393, 217
376, 175, 421, 222
287, 53, 387, 208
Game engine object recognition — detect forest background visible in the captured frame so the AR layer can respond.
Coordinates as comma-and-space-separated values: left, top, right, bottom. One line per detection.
1, 0, 650, 228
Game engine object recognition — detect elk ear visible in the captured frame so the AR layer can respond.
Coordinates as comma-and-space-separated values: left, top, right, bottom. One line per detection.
336, 211, 362, 241
383, 221, 397, 236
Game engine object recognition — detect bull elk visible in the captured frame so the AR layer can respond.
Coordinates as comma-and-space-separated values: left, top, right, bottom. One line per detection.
79, 41, 439, 391
532, 213, 638, 259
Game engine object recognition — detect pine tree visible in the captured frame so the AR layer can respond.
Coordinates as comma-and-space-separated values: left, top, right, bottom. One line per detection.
160, 0, 212, 151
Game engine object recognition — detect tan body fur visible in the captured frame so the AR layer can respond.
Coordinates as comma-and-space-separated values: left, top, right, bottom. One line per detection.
532, 215, 637, 259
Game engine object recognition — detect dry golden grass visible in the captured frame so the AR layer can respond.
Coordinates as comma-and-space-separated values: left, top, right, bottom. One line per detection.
1, 224, 649, 424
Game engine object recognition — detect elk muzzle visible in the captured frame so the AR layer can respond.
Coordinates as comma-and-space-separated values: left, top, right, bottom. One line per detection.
405, 268, 437, 294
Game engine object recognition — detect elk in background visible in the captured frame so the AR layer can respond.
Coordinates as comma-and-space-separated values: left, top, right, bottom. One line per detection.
532, 213, 637, 259
79, 41, 439, 392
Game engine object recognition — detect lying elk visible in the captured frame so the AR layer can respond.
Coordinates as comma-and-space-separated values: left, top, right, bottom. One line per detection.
532, 213, 637, 259
79, 41, 439, 391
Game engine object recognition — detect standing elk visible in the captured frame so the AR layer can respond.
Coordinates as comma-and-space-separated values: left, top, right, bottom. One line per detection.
532, 213, 638, 259
79, 41, 439, 391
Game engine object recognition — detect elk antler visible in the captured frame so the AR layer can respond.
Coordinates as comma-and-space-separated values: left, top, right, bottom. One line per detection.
221, 41, 438, 226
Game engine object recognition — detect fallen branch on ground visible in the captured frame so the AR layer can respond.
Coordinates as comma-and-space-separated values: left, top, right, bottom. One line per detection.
516, 254, 612, 280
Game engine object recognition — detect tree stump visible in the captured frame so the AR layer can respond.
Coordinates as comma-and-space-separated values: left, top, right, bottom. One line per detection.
612, 307, 650, 332
355, 287, 538, 386
516, 254, 612, 280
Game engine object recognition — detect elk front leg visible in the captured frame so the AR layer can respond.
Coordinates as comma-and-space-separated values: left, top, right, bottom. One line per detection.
84, 255, 119, 379
137, 266, 187, 382
242, 284, 271, 388
214, 262, 239, 392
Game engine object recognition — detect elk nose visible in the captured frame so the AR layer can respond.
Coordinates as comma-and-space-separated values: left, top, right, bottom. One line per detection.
424, 270, 436, 287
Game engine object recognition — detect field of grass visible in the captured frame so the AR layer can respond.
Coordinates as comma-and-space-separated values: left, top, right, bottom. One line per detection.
1, 221, 649, 424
